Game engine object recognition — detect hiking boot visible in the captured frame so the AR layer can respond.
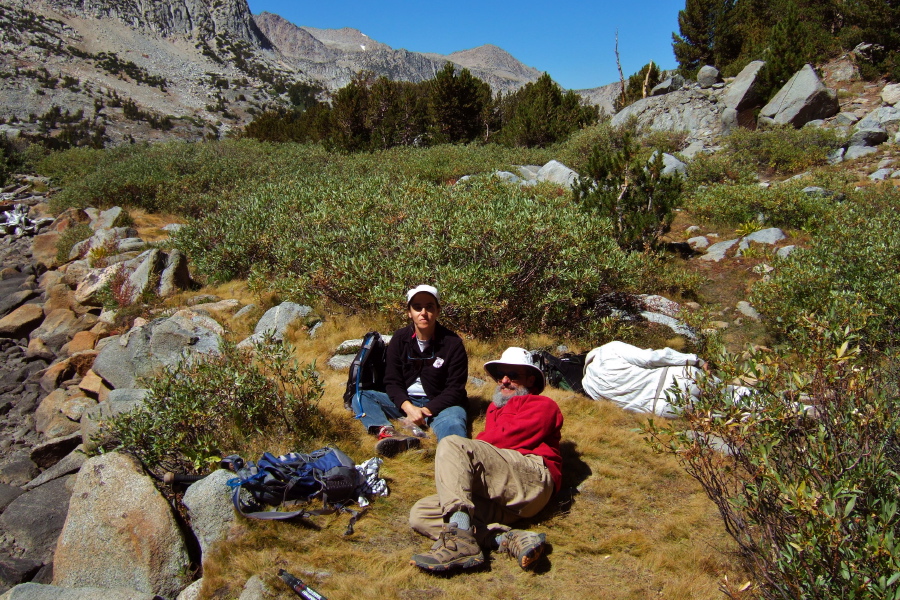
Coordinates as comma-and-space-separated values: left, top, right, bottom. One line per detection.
499, 529, 546, 569
374, 425, 420, 457
410, 524, 484, 572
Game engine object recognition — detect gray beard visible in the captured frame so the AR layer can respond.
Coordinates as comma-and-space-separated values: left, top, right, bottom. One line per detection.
492, 383, 530, 407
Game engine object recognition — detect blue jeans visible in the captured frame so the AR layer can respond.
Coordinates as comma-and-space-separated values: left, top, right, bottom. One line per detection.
356, 390, 467, 441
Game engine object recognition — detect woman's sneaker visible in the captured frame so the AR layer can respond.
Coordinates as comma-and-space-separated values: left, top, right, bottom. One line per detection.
499, 529, 546, 569
410, 524, 485, 572
374, 425, 420, 457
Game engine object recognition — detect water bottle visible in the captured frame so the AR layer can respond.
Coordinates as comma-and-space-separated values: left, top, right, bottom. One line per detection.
400, 418, 427, 438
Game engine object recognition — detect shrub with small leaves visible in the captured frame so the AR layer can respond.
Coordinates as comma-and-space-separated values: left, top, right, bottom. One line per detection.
55, 223, 93, 264
99, 335, 329, 475
644, 314, 900, 599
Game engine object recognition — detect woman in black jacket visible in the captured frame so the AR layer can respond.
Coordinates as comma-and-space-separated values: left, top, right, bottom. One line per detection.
358, 285, 469, 457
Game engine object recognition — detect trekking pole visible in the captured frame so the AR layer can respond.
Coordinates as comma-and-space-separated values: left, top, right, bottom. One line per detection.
278, 569, 328, 600
163, 472, 206, 485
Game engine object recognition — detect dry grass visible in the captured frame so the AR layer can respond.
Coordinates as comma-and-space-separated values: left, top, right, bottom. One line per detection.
197, 322, 747, 600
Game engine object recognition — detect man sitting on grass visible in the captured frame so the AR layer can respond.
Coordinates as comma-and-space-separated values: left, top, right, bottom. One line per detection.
408, 347, 563, 572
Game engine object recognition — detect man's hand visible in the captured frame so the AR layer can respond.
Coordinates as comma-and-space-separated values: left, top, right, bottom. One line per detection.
402, 401, 432, 426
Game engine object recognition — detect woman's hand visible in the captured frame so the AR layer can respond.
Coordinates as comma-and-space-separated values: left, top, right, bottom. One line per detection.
401, 401, 432, 426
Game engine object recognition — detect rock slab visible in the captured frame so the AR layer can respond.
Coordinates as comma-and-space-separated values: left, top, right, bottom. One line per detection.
53, 453, 190, 597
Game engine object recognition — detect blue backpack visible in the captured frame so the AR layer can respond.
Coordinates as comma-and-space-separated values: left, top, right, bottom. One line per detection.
225, 447, 365, 532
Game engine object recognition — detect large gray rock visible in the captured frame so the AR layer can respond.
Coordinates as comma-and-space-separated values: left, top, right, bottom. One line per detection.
850, 127, 888, 147
182, 469, 236, 558
758, 65, 839, 128
157, 249, 192, 298
0, 476, 74, 562
92, 310, 223, 389
90, 207, 123, 231
740, 227, 786, 249
856, 106, 900, 132
125, 249, 165, 304
697, 65, 721, 88
845, 145, 878, 160
700, 238, 740, 262
237, 302, 312, 349
882, 83, 900, 106
656, 152, 687, 176
612, 87, 724, 145
723, 60, 765, 112
53, 453, 190, 597
535, 160, 578, 188
0, 583, 158, 600
650, 74, 684, 96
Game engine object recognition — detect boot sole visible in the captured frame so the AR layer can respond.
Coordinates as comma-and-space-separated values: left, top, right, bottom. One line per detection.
518, 543, 544, 569
375, 435, 420, 457
512, 532, 546, 569
410, 553, 485, 572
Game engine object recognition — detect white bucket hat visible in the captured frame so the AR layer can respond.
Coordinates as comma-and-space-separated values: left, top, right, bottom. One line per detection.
483, 347, 545, 394
406, 284, 440, 307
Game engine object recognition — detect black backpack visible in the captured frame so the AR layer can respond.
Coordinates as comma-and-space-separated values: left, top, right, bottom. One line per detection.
534, 350, 587, 394
225, 447, 366, 533
343, 331, 387, 415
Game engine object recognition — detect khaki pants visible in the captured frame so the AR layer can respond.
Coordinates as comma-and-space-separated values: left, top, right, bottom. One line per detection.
409, 435, 554, 543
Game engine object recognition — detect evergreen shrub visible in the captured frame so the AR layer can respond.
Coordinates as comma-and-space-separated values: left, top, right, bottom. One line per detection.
686, 182, 831, 229
101, 336, 330, 475
573, 132, 683, 251
752, 186, 900, 350
174, 175, 668, 337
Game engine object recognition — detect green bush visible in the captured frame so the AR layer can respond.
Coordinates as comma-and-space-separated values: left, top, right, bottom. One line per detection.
722, 125, 845, 176
645, 317, 900, 599
101, 336, 330, 474
751, 186, 900, 349
686, 181, 834, 229
573, 131, 683, 251
685, 150, 758, 187
54, 223, 93, 264
175, 175, 667, 338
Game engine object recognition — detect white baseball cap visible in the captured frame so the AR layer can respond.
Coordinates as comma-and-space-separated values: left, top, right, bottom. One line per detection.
483, 347, 545, 394
406, 285, 440, 307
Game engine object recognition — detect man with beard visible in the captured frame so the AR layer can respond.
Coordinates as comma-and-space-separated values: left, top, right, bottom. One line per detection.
408, 347, 563, 573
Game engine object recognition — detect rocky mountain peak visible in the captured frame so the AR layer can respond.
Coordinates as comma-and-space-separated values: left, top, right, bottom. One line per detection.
448, 44, 541, 83
298, 26, 392, 54
37, 0, 268, 47
254, 11, 333, 62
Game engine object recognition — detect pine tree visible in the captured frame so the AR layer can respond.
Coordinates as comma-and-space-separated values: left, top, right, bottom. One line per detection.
757, 2, 808, 102
328, 72, 372, 153
497, 73, 598, 148
672, 0, 719, 74
573, 133, 683, 251
427, 63, 492, 144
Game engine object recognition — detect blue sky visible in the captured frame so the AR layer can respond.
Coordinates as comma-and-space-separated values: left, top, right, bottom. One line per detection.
246, 0, 686, 91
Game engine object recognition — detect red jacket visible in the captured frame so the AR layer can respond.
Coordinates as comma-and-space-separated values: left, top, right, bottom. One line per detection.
476, 394, 564, 492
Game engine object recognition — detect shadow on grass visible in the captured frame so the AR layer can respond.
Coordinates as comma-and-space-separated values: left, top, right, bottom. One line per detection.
531, 439, 593, 522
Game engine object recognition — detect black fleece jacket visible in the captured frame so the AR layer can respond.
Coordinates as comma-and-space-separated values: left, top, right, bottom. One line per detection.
383, 322, 468, 416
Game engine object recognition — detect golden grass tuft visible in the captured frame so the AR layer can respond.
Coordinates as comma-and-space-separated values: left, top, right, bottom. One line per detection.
196, 321, 745, 599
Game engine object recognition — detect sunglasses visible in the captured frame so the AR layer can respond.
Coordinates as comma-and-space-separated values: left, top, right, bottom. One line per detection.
407, 348, 435, 361
494, 369, 527, 381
